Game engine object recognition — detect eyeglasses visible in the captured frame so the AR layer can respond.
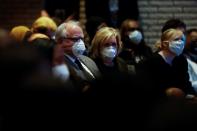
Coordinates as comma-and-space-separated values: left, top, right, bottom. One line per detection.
62, 37, 84, 42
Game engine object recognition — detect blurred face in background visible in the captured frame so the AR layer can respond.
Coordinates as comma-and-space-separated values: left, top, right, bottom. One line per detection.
53, 43, 65, 65
120, 19, 139, 36
186, 30, 197, 54
120, 19, 143, 47
126, 20, 139, 34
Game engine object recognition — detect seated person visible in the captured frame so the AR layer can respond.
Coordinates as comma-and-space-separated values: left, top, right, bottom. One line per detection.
137, 29, 196, 101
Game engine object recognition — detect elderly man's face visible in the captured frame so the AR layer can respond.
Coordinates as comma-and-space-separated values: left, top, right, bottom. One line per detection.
61, 25, 84, 55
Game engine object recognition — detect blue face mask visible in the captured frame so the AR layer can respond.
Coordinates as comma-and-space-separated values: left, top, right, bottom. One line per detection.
128, 30, 143, 45
101, 46, 117, 61
52, 64, 70, 82
72, 39, 86, 57
181, 34, 186, 45
169, 40, 185, 56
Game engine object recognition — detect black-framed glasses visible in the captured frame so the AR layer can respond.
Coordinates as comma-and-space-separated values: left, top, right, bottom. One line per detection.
62, 37, 84, 42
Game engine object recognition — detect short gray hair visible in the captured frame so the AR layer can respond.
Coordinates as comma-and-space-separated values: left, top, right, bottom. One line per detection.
55, 23, 67, 42
55, 20, 81, 42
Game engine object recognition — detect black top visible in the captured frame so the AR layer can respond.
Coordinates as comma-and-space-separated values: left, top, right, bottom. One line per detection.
93, 57, 128, 78
119, 44, 152, 65
136, 53, 195, 98
91, 57, 133, 96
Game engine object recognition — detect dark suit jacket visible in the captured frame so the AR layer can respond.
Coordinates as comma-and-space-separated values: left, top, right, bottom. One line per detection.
64, 54, 101, 92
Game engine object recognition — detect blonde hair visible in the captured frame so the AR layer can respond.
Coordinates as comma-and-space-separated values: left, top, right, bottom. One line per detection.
160, 28, 183, 50
10, 26, 30, 42
28, 33, 49, 42
32, 16, 57, 32
91, 27, 122, 59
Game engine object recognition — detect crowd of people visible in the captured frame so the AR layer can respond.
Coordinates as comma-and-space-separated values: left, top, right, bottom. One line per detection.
1, 11, 197, 129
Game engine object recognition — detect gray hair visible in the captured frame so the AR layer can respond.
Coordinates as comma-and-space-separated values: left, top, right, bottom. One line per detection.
55, 20, 81, 42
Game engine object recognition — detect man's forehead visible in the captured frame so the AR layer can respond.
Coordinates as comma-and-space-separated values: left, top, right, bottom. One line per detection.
66, 25, 83, 37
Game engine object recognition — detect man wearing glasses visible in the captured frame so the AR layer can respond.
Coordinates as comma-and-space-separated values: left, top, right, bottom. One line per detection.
55, 20, 101, 94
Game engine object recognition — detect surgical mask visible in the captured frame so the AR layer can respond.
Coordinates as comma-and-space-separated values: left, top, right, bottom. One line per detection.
72, 39, 86, 56
101, 46, 117, 61
51, 35, 55, 40
52, 64, 70, 82
169, 40, 185, 56
128, 30, 143, 45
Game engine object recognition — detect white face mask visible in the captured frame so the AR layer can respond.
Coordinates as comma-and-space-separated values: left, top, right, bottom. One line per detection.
72, 39, 86, 57
101, 46, 117, 61
52, 64, 70, 82
169, 40, 185, 56
128, 30, 143, 45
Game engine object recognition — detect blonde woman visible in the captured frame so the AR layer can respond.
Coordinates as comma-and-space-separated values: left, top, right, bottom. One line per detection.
137, 28, 195, 100
91, 27, 121, 63
90, 27, 127, 72
90, 27, 130, 94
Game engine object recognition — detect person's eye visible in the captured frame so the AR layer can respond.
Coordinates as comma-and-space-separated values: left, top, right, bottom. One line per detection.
174, 38, 180, 41
128, 28, 137, 32
111, 42, 117, 47
104, 43, 110, 47
73, 38, 79, 42
73, 37, 83, 42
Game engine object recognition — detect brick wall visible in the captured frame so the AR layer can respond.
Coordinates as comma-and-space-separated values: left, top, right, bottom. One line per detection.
0, 0, 44, 30
1, 0, 197, 46
138, 0, 197, 51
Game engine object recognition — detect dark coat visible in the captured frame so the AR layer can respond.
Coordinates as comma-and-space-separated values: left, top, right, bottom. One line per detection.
64, 55, 101, 93
136, 53, 195, 98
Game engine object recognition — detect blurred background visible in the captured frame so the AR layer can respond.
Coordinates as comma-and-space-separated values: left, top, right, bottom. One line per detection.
0, 0, 197, 49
